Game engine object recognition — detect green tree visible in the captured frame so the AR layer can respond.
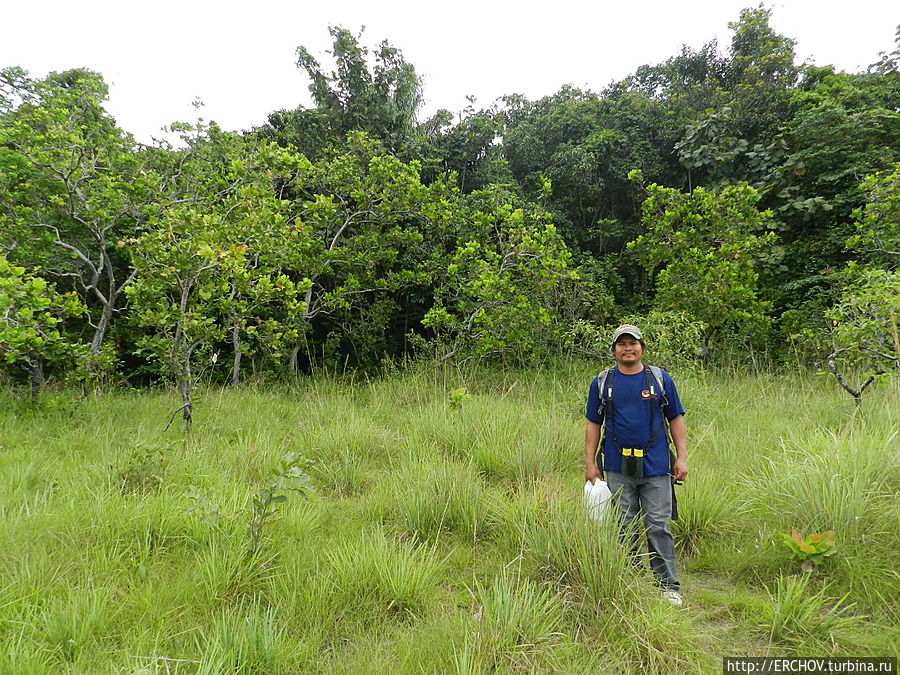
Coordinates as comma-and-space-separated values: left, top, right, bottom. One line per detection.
283, 133, 448, 371
826, 265, 900, 404
0, 68, 160, 368
126, 136, 305, 427
420, 102, 512, 193
422, 187, 574, 363
0, 253, 86, 398
289, 27, 423, 157
628, 179, 780, 364
673, 7, 800, 191
502, 85, 677, 255
847, 161, 900, 267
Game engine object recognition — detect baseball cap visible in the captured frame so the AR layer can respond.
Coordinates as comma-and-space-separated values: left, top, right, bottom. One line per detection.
611, 324, 644, 347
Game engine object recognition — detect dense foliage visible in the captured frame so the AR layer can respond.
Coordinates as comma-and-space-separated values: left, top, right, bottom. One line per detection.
2, 10, 899, 392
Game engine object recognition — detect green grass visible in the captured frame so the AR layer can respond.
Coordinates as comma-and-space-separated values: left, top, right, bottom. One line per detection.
0, 362, 898, 672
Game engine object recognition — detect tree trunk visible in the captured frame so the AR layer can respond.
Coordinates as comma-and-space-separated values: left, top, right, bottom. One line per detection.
90, 296, 115, 355
231, 321, 242, 386
29, 357, 43, 402
179, 345, 193, 432
701, 333, 710, 369
289, 343, 301, 373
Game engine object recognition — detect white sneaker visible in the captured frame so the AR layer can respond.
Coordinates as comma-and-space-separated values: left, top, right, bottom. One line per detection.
662, 590, 683, 606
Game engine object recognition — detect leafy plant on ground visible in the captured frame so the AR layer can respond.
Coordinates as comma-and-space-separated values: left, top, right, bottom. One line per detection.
448, 386, 472, 411
113, 442, 170, 494
780, 529, 836, 573
247, 452, 313, 555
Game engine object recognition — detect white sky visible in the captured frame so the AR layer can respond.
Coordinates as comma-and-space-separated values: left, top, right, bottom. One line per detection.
3, 1, 898, 143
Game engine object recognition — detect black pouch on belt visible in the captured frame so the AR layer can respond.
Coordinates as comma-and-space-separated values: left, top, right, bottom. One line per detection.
621, 448, 644, 479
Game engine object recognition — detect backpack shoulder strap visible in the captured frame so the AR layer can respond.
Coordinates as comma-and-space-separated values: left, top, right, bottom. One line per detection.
596, 367, 614, 418
596, 368, 611, 395
645, 365, 676, 463
647, 365, 667, 405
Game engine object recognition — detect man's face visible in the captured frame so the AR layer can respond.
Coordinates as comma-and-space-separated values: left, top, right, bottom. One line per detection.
614, 335, 643, 366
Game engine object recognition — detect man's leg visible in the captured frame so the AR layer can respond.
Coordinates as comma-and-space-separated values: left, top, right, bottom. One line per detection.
605, 471, 643, 558
639, 474, 679, 590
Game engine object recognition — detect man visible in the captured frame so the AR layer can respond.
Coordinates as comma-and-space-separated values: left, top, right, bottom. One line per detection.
584, 324, 688, 605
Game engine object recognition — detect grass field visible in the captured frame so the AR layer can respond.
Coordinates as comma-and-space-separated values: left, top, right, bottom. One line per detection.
1, 361, 898, 673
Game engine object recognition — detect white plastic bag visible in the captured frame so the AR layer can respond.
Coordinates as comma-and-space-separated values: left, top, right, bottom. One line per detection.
583, 478, 612, 520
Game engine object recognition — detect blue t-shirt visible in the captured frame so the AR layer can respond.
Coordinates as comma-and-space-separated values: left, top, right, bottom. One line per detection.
585, 366, 685, 477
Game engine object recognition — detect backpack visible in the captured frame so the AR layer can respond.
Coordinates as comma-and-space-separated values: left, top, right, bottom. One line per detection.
595, 364, 673, 459
595, 364, 668, 422
595, 364, 680, 519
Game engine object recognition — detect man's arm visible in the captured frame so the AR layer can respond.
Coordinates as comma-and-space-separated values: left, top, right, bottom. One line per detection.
585, 420, 603, 482
668, 414, 687, 481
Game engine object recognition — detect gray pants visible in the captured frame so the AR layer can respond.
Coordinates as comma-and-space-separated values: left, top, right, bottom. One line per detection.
605, 471, 679, 591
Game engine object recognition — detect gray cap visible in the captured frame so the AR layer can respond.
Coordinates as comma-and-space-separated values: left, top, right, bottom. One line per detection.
611, 324, 644, 347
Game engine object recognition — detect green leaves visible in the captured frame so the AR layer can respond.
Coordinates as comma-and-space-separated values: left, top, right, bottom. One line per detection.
825, 264, 900, 401
247, 452, 313, 554
780, 529, 837, 571
849, 161, 900, 265
0, 252, 87, 368
628, 182, 778, 356
424, 190, 574, 363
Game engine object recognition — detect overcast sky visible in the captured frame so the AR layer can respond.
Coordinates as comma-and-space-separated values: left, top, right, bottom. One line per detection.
3, 1, 897, 143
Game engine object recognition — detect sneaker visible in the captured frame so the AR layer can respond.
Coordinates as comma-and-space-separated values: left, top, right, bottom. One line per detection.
662, 590, 683, 606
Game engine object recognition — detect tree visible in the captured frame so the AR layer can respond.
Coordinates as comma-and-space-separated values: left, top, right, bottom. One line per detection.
291, 27, 423, 157
280, 132, 461, 371
0, 68, 162, 373
420, 102, 512, 193
826, 265, 900, 404
127, 136, 305, 427
628, 178, 780, 364
502, 86, 677, 254
0, 253, 86, 398
673, 7, 800, 192
422, 186, 574, 363
847, 161, 900, 267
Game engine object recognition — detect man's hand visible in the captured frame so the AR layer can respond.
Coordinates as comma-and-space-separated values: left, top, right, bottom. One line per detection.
585, 420, 603, 483
672, 457, 688, 482
668, 415, 688, 481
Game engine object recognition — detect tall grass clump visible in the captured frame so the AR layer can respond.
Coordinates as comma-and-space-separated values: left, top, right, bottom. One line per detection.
40, 587, 116, 666
524, 496, 641, 607
322, 529, 443, 624
763, 574, 857, 651
521, 486, 712, 672
671, 473, 744, 556
453, 574, 567, 673
193, 534, 278, 604
382, 456, 495, 542
195, 599, 294, 674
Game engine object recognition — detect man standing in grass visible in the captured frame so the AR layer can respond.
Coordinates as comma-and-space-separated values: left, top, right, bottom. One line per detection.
584, 324, 688, 605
